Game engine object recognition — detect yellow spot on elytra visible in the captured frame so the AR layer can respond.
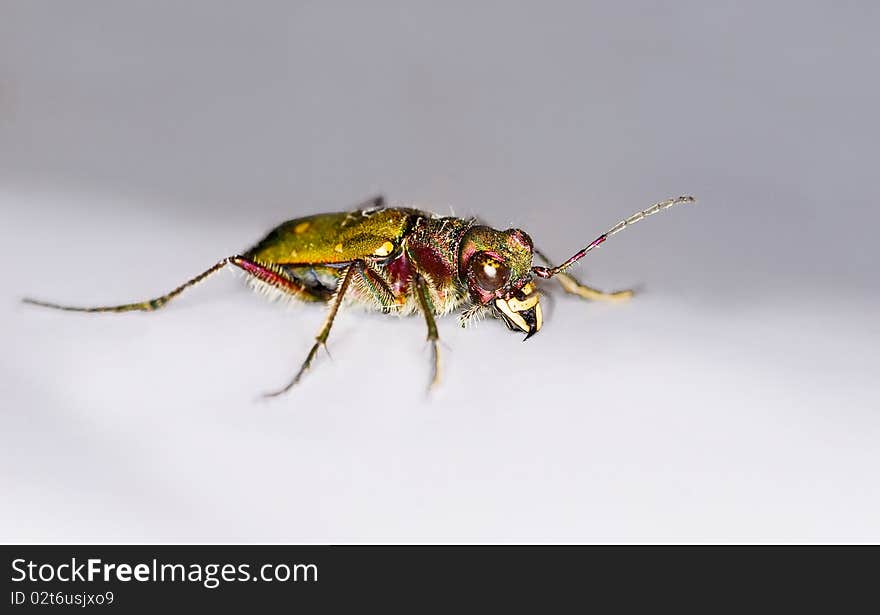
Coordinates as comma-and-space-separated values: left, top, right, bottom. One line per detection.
294, 221, 310, 234
373, 241, 394, 257
334, 243, 344, 253
395, 296, 406, 306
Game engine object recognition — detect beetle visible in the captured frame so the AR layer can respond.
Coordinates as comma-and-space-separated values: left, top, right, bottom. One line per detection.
24, 194, 695, 395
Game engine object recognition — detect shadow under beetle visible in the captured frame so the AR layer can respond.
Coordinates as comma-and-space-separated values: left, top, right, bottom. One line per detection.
24, 195, 696, 395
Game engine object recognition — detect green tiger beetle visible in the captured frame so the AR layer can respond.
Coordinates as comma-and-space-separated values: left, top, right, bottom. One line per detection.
24, 195, 696, 395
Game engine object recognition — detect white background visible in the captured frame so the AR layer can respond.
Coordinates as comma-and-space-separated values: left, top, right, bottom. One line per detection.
1, 2, 878, 542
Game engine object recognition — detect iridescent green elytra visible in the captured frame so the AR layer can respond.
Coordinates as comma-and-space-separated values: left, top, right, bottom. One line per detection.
23, 195, 696, 394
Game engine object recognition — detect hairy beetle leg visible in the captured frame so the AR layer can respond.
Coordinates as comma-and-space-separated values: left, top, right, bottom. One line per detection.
263, 263, 359, 398
263, 260, 399, 397
414, 274, 442, 390
354, 260, 398, 313
23, 255, 310, 313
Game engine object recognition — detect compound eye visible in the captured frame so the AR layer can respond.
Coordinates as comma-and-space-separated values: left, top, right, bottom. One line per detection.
470, 254, 510, 291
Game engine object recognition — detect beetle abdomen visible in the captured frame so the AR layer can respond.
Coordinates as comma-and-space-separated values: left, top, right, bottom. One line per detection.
245, 208, 421, 265
281, 265, 342, 300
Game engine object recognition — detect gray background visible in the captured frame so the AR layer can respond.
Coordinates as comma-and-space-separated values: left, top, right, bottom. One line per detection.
1, 1, 878, 542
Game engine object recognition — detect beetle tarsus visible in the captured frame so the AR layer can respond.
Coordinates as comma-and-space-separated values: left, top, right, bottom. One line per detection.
262, 346, 317, 398
427, 339, 442, 391
414, 274, 444, 392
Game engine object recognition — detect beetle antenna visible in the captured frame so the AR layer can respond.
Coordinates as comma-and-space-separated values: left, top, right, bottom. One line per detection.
531, 195, 696, 279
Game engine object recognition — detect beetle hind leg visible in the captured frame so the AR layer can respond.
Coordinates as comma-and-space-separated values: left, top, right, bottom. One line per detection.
23, 256, 312, 313
22, 258, 235, 313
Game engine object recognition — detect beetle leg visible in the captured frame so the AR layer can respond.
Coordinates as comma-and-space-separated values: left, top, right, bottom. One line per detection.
533, 248, 633, 302
23, 255, 311, 313
229, 257, 321, 301
413, 274, 442, 390
354, 261, 399, 312
264, 262, 358, 397
551, 272, 634, 302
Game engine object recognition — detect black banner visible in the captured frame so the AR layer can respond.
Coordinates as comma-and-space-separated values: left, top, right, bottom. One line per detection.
1, 545, 874, 611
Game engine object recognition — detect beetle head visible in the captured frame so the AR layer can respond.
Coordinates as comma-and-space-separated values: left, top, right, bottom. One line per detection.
459, 225, 543, 339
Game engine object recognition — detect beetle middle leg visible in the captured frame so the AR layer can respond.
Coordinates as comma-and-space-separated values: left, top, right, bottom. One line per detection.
534, 248, 633, 302
413, 274, 442, 389
264, 262, 360, 397
354, 261, 399, 313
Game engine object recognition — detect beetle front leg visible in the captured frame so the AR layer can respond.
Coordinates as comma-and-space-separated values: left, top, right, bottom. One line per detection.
552, 271, 634, 302
264, 262, 358, 397
534, 249, 633, 302
413, 274, 442, 390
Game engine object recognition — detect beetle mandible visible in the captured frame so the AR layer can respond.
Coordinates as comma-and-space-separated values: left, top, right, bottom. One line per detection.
24, 195, 696, 395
